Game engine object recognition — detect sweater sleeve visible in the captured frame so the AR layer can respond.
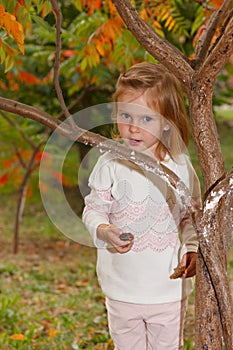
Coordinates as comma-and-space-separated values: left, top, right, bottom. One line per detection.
82, 154, 114, 248
179, 163, 202, 258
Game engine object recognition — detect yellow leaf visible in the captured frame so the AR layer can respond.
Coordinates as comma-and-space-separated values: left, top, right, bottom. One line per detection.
0, 45, 6, 64
48, 328, 60, 339
4, 55, 15, 73
74, 0, 82, 11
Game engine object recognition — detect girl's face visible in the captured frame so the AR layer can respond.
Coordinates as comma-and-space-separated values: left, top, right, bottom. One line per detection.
117, 92, 166, 156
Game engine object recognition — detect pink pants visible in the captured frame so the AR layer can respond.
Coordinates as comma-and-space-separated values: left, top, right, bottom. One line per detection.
105, 297, 188, 350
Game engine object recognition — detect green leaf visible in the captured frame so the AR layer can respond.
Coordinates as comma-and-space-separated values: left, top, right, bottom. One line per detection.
36, 0, 44, 14
80, 57, 87, 71
17, 6, 24, 22
74, 0, 82, 12
191, 7, 204, 36
5, 0, 16, 14
31, 14, 52, 31
25, 0, 32, 8
44, 0, 52, 17
22, 11, 31, 28
4, 56, 15, 73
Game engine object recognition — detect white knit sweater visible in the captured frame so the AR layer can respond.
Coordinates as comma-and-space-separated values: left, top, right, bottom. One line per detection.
83, 152, 201, 304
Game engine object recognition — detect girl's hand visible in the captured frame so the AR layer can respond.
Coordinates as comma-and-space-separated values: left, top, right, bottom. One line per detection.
179, 252, 197, 278
96, 224, 134, 254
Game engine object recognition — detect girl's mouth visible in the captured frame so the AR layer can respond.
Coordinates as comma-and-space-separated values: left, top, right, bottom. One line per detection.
129, 138, 142, 146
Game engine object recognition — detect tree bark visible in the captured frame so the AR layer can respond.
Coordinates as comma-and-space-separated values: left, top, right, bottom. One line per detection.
13, 144, 42, 253
195, 170, 233, 349
112, 1, 233, 347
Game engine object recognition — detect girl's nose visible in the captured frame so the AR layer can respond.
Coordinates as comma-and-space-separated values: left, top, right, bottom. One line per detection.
129, 123, 140, 133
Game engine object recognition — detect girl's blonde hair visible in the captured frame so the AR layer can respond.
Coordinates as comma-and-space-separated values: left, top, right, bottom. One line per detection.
112, 62, 190, 161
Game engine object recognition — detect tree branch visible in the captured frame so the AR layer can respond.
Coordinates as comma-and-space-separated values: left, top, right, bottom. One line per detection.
14, 148, 27, 169
13, 140, 45, 254
0, 97, 65, 131
198, 15, 233, 85
194, 0, 233, 68
50, 0, 77, 130
0, 96, 199, 220
193, 0, 215, 12
197, 169, 233, 348
56, 86, 93, 119
207, 8, 233, 57
112, 0, 193, 87
1, 111, 37, 149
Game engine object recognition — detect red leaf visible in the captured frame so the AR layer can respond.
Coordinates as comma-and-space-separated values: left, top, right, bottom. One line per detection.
18, 70, 41, 85
0, 174, 8, 185
36, 151, 52, 162
63, 50, 76, 58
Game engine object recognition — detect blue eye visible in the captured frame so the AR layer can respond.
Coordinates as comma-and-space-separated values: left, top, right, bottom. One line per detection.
121, 113, 131, 120
143, 116, 152, 122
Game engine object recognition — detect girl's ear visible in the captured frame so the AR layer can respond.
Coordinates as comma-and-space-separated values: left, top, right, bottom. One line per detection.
163, 124, 170, 131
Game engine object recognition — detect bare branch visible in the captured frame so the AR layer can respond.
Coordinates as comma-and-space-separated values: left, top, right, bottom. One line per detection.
1, 111, 37, 149
198, 15, 233, 84
13, 141, 44, 254
50, 0, 77, 129
0, 97, 65, 131
56, 86, 93, 119
207, 8, 233, 56
0, 96, 199, 219
14, 148, 27, 169
194, 0, 233, 68
193, 0, 215, 12
112, 0, 193, 87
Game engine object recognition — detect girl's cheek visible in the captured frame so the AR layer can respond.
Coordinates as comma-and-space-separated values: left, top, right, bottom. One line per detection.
118, 123, 127, 136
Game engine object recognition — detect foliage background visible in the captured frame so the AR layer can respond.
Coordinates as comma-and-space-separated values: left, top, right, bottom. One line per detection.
0, 0, 233, 348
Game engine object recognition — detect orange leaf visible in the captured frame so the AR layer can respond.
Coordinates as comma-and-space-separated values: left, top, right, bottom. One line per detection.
3, 159, 11, 168
0, 79, 7, 91
94, 39, 105, 56
26, 185, 32, 199
53, 170, 64, 184
12, 20, 24, 54
0, 5, 24, 54
17, 0, 25, 5
10, 334, 26, 341
108, 1, 117, 16
0, 5, 4, 17
39, 180, 48, 194
76, 281, 88, 287
48, 328, 60, 339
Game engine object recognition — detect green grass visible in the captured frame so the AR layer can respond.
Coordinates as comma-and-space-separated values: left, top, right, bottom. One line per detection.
0, 117, 232, 349
0, 201, 111, 349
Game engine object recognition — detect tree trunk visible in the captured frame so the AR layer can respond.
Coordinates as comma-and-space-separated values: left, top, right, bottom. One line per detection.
188, 80, 232, 348
13, 145, 42, 254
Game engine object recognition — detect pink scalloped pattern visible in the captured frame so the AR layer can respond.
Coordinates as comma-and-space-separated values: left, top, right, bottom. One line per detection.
85, 187, 182, 252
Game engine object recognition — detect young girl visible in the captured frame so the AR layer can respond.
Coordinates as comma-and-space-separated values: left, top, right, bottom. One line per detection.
82, 62, 201, 350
